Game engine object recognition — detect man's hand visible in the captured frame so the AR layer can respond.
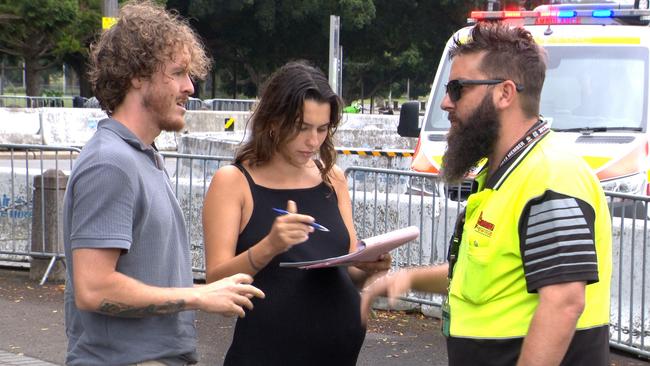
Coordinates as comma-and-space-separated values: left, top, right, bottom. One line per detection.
194, 273, 265, 317
360, 270, 413, 324
353, 253, 392, 274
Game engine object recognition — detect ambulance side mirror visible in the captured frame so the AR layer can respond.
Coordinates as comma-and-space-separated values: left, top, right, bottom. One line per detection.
397, 101, 421, 138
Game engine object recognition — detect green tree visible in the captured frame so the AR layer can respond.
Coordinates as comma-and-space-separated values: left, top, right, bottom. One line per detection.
0, 0, 168, 97
60, 0, 103, 98
171, 0, 375, 98
61, 0, 161, 98
171, 0, 479, 104
341, 0, 479, 108
0, 0, 79, 96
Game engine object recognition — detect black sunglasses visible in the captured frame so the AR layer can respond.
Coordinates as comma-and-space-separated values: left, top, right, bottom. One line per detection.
445, 79, 524, 102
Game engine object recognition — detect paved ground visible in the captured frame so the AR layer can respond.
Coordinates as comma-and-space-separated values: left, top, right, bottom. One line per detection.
0, 267, 647, 365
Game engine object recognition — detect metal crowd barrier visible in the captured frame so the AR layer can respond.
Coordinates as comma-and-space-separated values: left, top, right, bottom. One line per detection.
0, 95, 74, 108
185, 97, 205, 110
345, 166, 465, 309
203, 98, 256, 112
0, 95, 257, 111
606, 192, 650, 358
159, 152, 234, 274
0, 143, 80, 284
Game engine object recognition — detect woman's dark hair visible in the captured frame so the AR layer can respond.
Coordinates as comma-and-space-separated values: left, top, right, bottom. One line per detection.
236, 61, 342, 183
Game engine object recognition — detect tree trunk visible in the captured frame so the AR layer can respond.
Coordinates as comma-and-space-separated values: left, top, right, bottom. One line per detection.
211, 68, 217, 99
69, 59, 92, 97
24, 59, 42, 97
360, 77, 364, 114
242, 63, 261, 92
232, 62, 238, 99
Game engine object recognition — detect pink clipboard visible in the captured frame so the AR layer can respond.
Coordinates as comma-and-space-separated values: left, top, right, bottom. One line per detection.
279, 226, 419, 269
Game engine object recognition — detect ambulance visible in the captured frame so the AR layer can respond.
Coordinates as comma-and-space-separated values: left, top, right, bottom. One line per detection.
398, 1, 650, 204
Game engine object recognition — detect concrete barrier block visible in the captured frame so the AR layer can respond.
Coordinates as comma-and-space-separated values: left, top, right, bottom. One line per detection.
0, 108, 42, 144
183, 110, 250, 133
155, 131, 178, 151
41, 108, 107, 146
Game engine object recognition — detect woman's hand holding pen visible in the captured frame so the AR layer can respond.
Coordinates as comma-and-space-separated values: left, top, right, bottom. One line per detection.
265, 200, 315, 254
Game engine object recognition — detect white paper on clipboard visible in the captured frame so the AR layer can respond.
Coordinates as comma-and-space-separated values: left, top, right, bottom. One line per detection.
279, 226, 419, 269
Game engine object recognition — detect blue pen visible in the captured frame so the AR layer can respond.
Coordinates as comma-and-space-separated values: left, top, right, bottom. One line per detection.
272, 208, 330, 232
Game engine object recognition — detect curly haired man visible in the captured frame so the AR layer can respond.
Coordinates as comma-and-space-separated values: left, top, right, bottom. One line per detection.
63, 2, 264, 365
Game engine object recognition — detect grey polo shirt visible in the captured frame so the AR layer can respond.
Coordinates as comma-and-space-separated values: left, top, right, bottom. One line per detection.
63, 118, 197, 366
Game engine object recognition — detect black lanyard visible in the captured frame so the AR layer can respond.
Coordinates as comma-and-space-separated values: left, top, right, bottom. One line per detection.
447, 209, 466, 280
499, 119, 549, 169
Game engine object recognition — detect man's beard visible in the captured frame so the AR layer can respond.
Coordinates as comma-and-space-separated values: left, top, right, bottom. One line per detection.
142, 88, 185, 133
442, 94, 500, 183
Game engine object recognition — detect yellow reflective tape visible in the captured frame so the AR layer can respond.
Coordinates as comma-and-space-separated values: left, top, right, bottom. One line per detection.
464, 32, 640, 45
535, 36, 641, 45
335, 149, 414, 157
432, 155, 444, 167
225, 117, 235, 129
102, 17, 117, 30
582, 156, 611, 170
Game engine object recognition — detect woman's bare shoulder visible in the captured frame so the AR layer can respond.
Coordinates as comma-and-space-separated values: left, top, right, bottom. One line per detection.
328, 164, 348, 189
210, 164, 248, 190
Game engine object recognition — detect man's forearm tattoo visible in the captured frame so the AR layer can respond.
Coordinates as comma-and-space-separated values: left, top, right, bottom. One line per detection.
98, 299, 186, 317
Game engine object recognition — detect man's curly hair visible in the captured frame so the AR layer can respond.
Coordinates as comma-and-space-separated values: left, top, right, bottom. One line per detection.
88, 0, 211, 115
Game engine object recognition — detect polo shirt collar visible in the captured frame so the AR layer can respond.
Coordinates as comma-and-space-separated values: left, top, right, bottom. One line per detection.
98, 118, 164, 169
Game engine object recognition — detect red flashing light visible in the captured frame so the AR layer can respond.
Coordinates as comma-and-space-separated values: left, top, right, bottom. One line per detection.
470, 11, 492, 20
469, 10, 540, 21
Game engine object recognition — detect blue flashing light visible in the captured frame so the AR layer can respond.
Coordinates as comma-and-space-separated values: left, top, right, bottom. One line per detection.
558, 10, 576, 18
592, 9, 613, 18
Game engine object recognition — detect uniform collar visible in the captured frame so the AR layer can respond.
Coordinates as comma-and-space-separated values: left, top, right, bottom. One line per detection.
476, 119, 550, 191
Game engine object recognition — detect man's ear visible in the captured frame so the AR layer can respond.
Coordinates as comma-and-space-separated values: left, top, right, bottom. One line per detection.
131, 77, 143, 90
494, 80, 518, 110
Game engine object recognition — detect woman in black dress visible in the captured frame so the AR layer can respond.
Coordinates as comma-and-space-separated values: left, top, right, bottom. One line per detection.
202, 61, 390, 365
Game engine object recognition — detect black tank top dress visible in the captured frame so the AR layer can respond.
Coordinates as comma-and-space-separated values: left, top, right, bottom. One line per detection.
223, 164, 366, 366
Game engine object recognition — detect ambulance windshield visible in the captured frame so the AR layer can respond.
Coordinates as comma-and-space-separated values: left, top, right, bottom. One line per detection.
425, 45, 647, 132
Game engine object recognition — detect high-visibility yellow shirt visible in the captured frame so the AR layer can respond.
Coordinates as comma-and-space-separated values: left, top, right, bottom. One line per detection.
448, 130, 612, 339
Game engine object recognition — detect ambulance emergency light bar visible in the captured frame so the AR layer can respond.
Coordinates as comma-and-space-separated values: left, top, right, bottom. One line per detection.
468, 7, 650, 25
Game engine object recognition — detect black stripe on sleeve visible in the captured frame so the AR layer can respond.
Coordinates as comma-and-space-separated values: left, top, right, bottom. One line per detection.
519, 190, 599, 292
